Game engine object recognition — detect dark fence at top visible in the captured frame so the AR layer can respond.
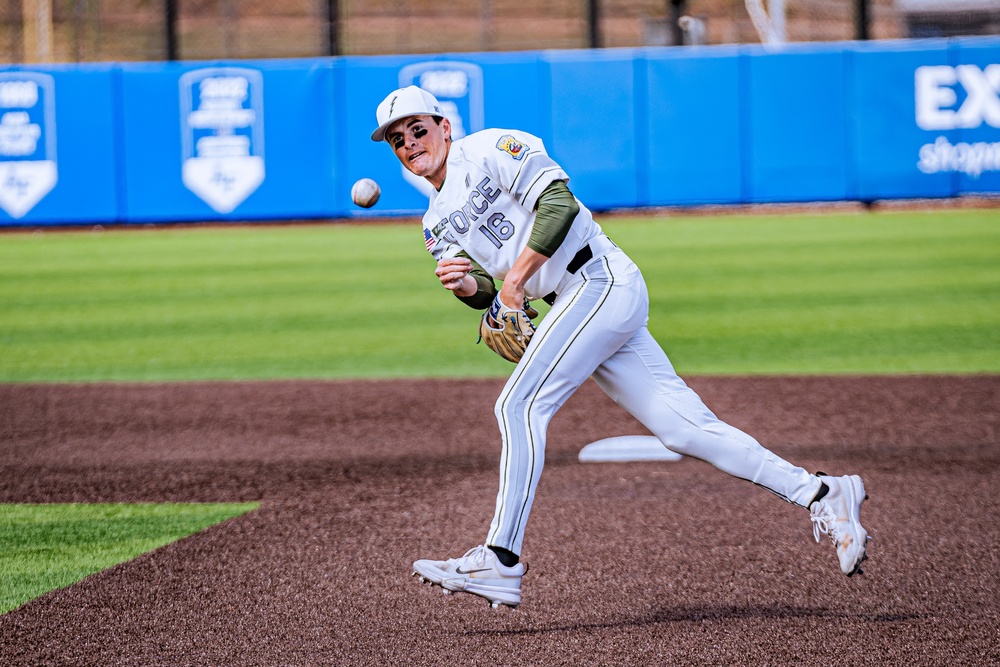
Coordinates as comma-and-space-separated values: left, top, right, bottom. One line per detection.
9, 0, 995, 65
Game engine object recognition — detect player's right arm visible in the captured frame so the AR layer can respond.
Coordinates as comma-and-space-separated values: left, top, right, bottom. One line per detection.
436, 252, 496, 309
427, 217, 496, 309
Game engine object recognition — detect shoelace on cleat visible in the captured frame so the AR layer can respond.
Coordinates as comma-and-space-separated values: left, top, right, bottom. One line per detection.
810, 502, 838, 545
458, 545, 490, 568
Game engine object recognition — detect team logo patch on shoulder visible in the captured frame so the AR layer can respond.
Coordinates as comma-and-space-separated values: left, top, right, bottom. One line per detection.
496, 134, 528, 161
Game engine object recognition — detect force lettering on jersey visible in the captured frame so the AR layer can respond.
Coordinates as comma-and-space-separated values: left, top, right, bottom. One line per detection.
436, 176, 515, 249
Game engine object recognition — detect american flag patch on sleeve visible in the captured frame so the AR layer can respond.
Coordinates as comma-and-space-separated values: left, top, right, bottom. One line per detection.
424, 228, 435, 252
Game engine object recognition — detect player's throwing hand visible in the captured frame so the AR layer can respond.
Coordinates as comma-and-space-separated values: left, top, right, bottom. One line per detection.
435, 257, 471, 292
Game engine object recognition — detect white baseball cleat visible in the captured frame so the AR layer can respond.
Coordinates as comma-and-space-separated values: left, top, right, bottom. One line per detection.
413, 544, 525, 609
810, 473, 871, 576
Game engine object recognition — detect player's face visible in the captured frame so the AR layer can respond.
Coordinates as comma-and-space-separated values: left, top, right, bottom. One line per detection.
386, 115, 451, 189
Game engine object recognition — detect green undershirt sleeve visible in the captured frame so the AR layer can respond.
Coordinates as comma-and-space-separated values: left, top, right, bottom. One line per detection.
455, 251, 497, 310
527, 180, 580, 258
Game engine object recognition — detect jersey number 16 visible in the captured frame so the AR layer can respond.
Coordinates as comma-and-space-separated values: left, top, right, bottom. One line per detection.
480, 211, 515, 249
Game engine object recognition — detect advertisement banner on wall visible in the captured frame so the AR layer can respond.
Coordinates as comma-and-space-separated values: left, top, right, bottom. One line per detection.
179, 67, 265, 214
0, 72, 57, 219
850, 41, 1000, 200
122, 60, 334, 222
915, 64, 1000, 179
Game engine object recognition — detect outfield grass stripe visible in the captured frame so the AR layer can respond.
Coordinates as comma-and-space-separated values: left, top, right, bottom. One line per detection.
1, 209, 997, 380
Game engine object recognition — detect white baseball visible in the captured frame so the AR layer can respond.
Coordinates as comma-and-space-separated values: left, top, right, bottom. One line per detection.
351, 178, 381, 208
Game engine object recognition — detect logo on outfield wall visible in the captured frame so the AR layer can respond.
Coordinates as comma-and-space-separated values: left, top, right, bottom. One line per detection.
180, 67, 265, 213
398, 62, 484, 196
0, 73, 57, 219
915, 64, 1000, 179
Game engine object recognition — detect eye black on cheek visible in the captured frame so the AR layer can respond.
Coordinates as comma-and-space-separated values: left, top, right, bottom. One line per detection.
413, 128, 427, 139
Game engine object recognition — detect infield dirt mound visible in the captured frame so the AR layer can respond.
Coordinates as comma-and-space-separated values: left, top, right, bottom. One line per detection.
1, 375, 998, 665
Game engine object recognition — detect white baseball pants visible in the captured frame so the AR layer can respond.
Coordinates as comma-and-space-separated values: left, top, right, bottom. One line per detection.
486, 246, 822, 555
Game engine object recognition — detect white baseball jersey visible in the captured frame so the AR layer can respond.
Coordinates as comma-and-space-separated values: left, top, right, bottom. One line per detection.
422, 128, 604, 299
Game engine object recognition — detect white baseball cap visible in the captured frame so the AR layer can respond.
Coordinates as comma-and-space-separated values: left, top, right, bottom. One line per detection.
371, 86, 445, 142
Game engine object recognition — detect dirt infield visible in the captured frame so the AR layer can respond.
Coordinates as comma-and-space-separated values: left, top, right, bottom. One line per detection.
1, 376, 998, 666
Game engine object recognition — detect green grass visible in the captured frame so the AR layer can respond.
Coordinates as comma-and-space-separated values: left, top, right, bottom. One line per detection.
0, 208, 998, 380
0, 503, 259, 614
617, 209, 1000, 374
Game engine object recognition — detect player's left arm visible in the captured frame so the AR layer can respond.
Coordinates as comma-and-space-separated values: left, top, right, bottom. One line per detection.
498, 180, 580, 309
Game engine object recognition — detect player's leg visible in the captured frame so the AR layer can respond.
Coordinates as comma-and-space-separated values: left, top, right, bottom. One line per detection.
486, 252, 648, 556
591, 325, 869, 574
591, 327, 821, 506
412, 252, 643, 607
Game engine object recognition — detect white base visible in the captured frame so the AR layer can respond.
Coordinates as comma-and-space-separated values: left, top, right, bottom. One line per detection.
578, 435, 683, 463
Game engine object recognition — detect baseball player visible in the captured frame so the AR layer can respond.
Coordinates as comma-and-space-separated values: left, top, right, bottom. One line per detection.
371, 85, 870, 609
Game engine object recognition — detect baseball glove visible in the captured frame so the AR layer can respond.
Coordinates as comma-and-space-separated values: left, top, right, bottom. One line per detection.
479, 296, 538, 363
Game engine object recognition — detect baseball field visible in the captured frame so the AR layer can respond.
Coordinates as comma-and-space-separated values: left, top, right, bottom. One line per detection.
1, 207, 999, 665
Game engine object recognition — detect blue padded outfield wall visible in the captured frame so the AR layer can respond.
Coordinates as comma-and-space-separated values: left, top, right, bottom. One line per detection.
1, 37, 999, 226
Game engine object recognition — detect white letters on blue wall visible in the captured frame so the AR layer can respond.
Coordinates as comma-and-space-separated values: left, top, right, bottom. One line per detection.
0, 73, 57, 219
180, 67, 265, 213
